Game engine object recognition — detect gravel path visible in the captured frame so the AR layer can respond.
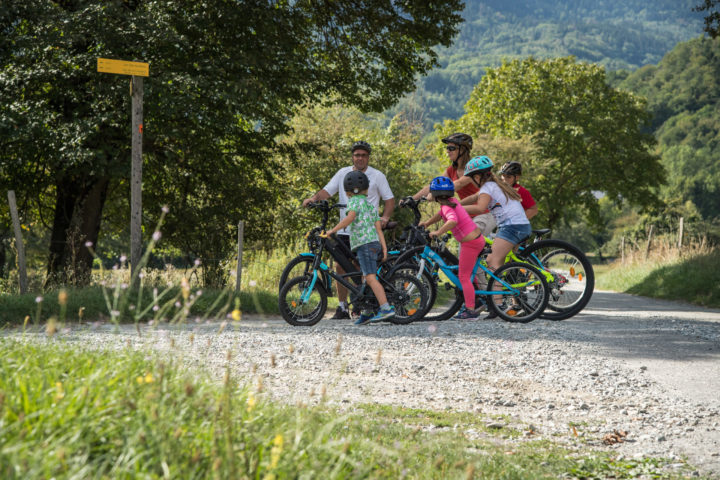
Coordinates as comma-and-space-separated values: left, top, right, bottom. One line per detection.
9, 290, 720, 476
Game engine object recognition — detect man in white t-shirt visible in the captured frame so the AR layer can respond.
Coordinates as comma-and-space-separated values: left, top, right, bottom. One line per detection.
302, 141, 395, 319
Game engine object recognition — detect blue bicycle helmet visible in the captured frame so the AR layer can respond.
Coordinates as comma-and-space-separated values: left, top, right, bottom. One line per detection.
464, 155, 494, 177
429, 176, 455, 198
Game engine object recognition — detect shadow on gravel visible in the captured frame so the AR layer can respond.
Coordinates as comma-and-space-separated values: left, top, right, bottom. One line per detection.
261, 291, 720, 363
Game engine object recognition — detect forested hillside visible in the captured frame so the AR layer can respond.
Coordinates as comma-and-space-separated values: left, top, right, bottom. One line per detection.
395, 0, 704, 127
618, 36, 720, 222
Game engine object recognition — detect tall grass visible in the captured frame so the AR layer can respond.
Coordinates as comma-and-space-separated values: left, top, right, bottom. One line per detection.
596, 236, 720, 307
0, 339, 699, 479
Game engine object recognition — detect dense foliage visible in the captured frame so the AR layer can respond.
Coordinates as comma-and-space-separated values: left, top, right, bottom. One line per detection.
0, 0, 463, 286
441, 57, 663, 231
615, 37, 720, 236
390, 0, 704, 128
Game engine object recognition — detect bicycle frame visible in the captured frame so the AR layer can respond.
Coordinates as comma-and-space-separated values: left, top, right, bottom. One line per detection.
420, 244, 539, 297
483, 236, 556, 284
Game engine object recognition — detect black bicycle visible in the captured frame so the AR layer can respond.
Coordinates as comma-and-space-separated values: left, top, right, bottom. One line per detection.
278, 202, 430, 326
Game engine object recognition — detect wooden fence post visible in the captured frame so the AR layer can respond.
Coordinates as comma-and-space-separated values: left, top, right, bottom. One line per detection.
7, 190, 28, 294
235, 220, 244, 294
620, 235, 625, 264
677, 217, 684, 248
130, 76, 144, 275
644, 224, 654, 260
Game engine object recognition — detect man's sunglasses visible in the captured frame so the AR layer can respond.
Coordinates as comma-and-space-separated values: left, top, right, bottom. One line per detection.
445, 145, 458, 151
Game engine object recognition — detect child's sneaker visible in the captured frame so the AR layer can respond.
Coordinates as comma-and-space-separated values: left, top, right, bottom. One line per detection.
453, 307, 479, 321
369, 306, 395, 323
354, 310, 374, 325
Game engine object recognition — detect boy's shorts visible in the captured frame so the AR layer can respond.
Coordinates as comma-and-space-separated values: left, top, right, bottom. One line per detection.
355, 241, 382, 276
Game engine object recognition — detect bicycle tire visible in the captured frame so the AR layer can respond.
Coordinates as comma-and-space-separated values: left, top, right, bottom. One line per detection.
381, 260, 437, 318
388, 245, 463, 322
486, 262, 549, 323
278, 275, 328, 326
279, 255, 316, 290
383, 271, 429, 325
518, 239, 595, 320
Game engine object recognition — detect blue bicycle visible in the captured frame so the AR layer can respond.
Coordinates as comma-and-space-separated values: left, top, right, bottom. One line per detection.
391, 234, 550, 323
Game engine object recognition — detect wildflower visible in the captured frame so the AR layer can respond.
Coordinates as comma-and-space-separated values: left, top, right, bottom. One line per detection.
54, 382, 65, 402
58, 289, 68, 306
144, 373, 153, 383
175, 301, 181, 308
269, 434, 284, 469
247, 393, 257, 412
120, 255, 127, 263
35, 296, 43, 303
84, 241, 93, 247
152, 231, 161, 241
231, 309, 241, 321
138, 272, 145, 279
161, 205, 169, 213
111, 310, 120, 318
152, 305, 159, 312
249, 280, 257, 287
194, 258, 201, 266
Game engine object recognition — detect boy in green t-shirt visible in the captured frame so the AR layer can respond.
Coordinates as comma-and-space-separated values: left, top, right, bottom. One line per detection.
324, 170, 395, 325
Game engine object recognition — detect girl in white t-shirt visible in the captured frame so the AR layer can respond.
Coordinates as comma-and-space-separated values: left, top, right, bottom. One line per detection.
460, 156, 531, 318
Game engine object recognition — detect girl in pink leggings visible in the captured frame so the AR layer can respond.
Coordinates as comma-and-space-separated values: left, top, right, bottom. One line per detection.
419, 176, 486, 320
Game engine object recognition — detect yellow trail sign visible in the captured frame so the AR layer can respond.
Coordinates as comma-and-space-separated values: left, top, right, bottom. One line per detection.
97, 58, 149, 77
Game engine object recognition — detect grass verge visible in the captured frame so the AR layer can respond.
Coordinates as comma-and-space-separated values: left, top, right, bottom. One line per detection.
595, 250, 720, 308
0, 339, 703, 479
0, 286, 279, 326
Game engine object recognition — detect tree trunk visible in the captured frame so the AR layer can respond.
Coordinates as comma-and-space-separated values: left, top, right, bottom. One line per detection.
45, 175, 110, 288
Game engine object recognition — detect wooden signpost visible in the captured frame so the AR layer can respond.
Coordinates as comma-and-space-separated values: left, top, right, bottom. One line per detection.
97, 58, 149, 275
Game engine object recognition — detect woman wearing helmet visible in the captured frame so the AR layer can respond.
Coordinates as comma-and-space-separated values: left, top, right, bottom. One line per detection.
408, 133, 496, 236
461, 156, 531, 319
418, 176, 486, 321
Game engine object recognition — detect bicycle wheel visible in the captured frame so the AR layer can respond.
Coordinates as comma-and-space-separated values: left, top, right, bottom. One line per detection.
383, 272, 429, 325
389, 245, 461, 322
279, 255, 315, 291
278, 275, 328, 326
381, 260, 437, 318
486, 262, 549, 323
518, 239, 595, 320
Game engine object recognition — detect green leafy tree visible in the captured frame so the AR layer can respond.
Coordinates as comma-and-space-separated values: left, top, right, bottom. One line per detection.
695, 0, 720, 38
619, 37, 720, 223
273, 104, 426, 242
0, 0, 463, 287
441, 56, 664, 230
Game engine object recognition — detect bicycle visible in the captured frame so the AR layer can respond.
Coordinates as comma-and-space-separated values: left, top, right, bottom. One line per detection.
279, 201, 437, 318
278, 203, 430, 326
391, 234, 550, 323
392, 197, 593, 321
